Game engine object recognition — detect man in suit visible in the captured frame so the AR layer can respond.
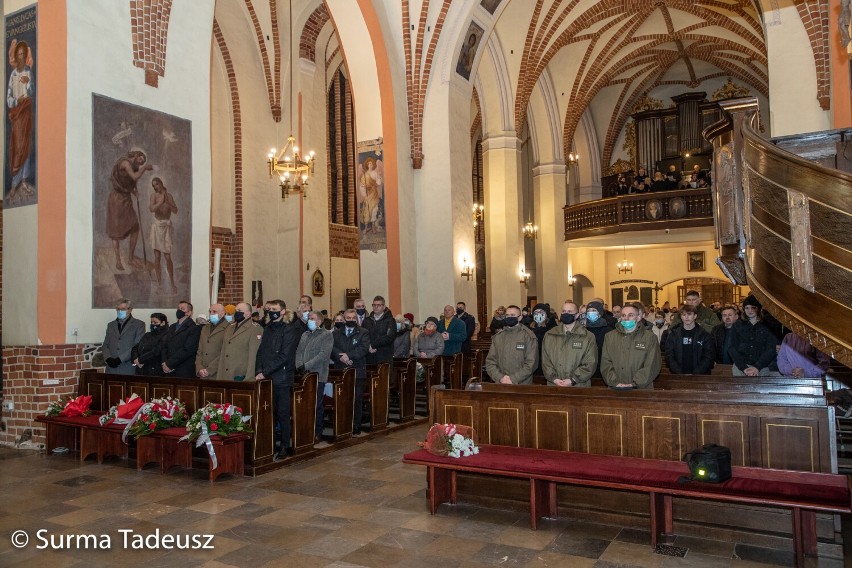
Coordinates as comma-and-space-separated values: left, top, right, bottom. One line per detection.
161, 300, 202, 378
332, 308, 370, 435
195, 303, 228, 379
456, 301, 476, 353
363, 295, 395, 365
255, 300, 302, 460
217, 302, 262, 381
102, 297, 145, 375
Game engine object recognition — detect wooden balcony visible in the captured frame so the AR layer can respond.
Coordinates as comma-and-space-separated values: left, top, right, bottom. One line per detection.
563, 188, 713, 241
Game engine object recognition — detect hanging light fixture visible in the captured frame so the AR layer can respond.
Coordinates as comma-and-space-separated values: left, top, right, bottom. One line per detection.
267, 0, 316, 200
472, 202, 484, 227
617, 244, 634, 274
522, 171, 538, 239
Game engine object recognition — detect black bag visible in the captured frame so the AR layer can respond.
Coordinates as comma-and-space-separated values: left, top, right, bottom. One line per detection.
681, 444, 732, 483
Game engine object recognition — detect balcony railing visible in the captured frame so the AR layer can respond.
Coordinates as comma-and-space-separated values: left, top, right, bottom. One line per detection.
563, 188, 713, 241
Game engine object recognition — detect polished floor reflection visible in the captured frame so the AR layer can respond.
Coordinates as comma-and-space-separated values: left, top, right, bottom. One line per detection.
0, 427, 845, 567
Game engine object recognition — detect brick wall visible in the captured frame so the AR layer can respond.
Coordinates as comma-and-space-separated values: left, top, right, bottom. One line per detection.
329, 223, 359, 259
211, 226, 241, 305
299, 4, 330, 62
0, 344, 98, 448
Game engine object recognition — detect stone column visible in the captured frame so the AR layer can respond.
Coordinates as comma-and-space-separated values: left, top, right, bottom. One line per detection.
533, 163, 568, 305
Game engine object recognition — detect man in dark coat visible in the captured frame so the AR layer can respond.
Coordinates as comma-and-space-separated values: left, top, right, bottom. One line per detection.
665, 305, 715, 374
363, 295, 395, 365
711, 306, 739, 364
456, 301, 476, 353
255, 300, 302, 459
160, 301, 201, 378
583, 300, 614, 377
332, 308, 371, 434
729, 295, 779, 376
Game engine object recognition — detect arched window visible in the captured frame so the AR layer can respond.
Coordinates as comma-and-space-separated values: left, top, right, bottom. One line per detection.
328, 69, 356, 226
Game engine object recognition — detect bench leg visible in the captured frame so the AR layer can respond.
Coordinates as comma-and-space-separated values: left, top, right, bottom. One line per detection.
80, 427, 100, 462
427, 466, 455, 514
791, 508, 817, 568
649, 492, 674, 547
530, 479, 557, 530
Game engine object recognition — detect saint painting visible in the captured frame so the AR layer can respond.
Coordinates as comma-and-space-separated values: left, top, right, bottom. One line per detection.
456, 21, 484, 80
356, 138, 387, 252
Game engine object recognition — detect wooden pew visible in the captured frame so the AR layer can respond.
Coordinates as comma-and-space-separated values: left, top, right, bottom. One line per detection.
439, 353, 465, 390
291, 372, 318, 455
364, 362, 390, 431
427, 385, 838, 553
324, 368, 356, 443
391, 357, 417, 423
78, 369, 274, 474
417, 357, 441, 412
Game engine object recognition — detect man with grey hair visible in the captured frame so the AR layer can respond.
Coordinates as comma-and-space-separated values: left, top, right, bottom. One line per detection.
102, 297, 145, 375
195, 303, 228, 379
296, 310, 334, 442
217, 302, 262, 381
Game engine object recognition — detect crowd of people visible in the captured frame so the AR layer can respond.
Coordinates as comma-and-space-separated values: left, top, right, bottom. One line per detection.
101, 290, 830, 460
612, 163, 711, 195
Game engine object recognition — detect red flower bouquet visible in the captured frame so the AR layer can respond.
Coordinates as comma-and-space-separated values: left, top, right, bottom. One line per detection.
418, 423, 479, 458
98, 394, 144, 426
45, 395, 93, 417
125, 397, 188, 439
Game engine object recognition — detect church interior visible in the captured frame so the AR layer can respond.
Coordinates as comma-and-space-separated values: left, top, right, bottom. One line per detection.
2, 0, 852, 566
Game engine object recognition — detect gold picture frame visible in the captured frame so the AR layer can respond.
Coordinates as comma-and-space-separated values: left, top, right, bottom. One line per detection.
687, 251, 705, 272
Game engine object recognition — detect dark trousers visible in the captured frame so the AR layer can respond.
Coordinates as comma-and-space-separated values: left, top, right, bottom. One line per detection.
315, 382, 325, 436
272, 372, 294, 449
353, 377, 367, 432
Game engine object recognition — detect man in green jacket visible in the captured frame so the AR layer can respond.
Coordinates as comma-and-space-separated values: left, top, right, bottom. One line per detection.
601, 303, 661, 389
485, 305, 538, 384
669, 290, 720, 332
541, 301, 597, 387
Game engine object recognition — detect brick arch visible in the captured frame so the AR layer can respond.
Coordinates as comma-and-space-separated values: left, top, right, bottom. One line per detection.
795, 0, 830, 110
470, 86, 482, 139
300, 4, 330, 62
212, 19, 244, 304
130, 0, 174, 87
243, 0, 281, 121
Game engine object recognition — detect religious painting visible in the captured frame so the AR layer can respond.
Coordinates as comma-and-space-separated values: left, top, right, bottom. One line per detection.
312, 269, 325, 297
645, 199, 662, 220
480, 0, 503, 15
456, 21, 484, 81
4, 5, 37, 208
356, 138, 386, 252
669, 196, 686, 218
252, 280, 263, 308
92, 94, 192, 308
688, 251, 705, 273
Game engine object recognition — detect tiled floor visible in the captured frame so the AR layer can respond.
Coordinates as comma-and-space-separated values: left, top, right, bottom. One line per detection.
0, 427, 846, 567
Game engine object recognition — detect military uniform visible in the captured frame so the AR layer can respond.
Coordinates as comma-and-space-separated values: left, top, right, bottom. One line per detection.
194, 320, 229, 378
600, 325, 661, 388
541, 324, 598, 387
485, 324, 538, 385
217, 320, 263, 381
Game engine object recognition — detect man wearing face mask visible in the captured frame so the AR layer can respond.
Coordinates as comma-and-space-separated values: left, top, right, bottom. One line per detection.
102, 297, 146, 375
363, 295, 396, 365
485, 305, 538, 385
255, 300, 302, 459
601, 302, 661, 389
218, 302, 262, 381
296, 311, 334, 442
195, 304, 227, 379
541, 301, 597, 387
455, 301, 476, 353
161, 301, 202, 378
527, 303, 556, 375
294, 295, 313, 332
132, 313, 168, 376
332, 308, 371, 435
393, 314, 412, 357
583, 300, 614, 378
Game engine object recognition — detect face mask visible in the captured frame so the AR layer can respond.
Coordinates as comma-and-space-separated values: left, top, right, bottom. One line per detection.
117, 310, 128, 320
396, 322, 403, 331
209, 314, 220, 325
456, 307, 464, 316
150, 324, 161, 333
560, 313, 576, 325
504, 316, 519, 327
268, 311, 280, 321
655, 319, 664, 327
345, 320, 357, 328
234, 311, 246, 322
533, 313, 546, 324
176, 309, 186, 320
224, 314, 234, 323
621, 320, 637, 331
356, 308, 367, 316
334, 321, 345, 329
307, 320, 317, 331
586, 312, 600, 323
302, 311, 309, 321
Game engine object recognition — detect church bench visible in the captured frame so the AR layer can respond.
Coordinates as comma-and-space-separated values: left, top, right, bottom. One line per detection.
324, 368, 356, 442
439, 353, 465, 390
391, 357, 417, 423
402, 445, 851, 567
136, 426, 250, 481
34, 414, 128, 463
364, 361, 390, 431
416, 357, 442, 411
291, 372, 318, 454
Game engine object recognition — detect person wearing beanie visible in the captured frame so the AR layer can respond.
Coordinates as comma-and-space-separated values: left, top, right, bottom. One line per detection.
414, 317, 444, 359
728, 295, 779, 376
583, 300, 614, 377
485, 305, 538, 385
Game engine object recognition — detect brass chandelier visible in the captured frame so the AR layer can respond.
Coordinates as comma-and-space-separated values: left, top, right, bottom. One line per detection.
267, 0, 316, 199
